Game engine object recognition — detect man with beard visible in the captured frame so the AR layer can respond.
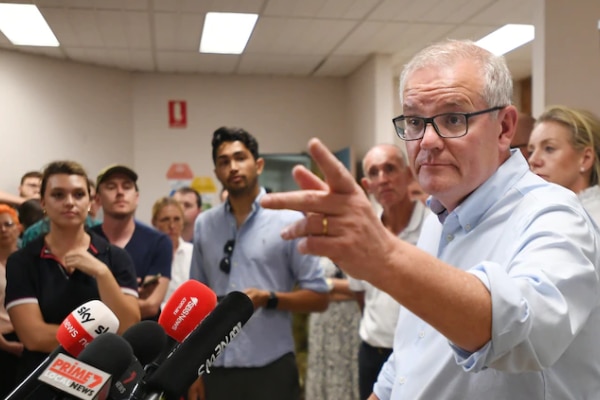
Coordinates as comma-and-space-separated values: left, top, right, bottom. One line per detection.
92, 165, 172, 320
350, 144, 430, 399
188, 127, 329, 400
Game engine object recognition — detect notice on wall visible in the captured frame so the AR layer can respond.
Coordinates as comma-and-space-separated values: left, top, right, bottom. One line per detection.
168, 100, 187, 128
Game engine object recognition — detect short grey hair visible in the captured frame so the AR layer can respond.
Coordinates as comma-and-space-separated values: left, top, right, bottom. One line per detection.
399, 39, 513, 110
362, 144, 408, 177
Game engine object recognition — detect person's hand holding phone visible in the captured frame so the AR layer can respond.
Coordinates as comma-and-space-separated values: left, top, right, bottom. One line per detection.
138, 273, 161, 299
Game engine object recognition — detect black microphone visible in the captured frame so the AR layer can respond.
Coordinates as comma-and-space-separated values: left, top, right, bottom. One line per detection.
4, 300, 120, 400
141, 280, 217, 382
138, 291, 255, 399
108, 321, 167, 400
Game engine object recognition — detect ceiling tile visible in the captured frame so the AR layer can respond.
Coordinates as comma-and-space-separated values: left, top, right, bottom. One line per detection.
156, 51, 238, 74
247, 16, 357, 55
154, 12, 204, 51
313, 54, 369, 76
238, 53, 324, 75
152, 0, 264, 13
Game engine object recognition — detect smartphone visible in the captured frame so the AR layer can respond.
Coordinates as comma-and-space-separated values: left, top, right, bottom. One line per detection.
141, 274, 161, 288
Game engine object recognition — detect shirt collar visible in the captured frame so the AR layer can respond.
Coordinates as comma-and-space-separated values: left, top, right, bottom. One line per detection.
224, 187, 266, 216
430, 149, 529, 229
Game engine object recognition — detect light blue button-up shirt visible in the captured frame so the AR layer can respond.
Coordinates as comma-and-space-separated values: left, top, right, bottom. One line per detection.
374, 151, 600, 399
190, 188, 327, 368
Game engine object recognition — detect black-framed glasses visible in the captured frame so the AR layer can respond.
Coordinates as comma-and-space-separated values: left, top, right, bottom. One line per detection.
392, 106, 506, 141
219, 239, 235, 274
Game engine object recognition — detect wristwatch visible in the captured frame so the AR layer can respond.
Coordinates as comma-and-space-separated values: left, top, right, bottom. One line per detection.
266, 291, 279, 309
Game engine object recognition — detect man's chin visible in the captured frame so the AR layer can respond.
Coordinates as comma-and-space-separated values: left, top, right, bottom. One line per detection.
106, 211, 135, 220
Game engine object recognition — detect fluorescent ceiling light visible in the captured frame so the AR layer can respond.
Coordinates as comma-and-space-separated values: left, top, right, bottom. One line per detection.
0, 3, 59, 46
476, 24, 534, 56
200, 12, 258, 55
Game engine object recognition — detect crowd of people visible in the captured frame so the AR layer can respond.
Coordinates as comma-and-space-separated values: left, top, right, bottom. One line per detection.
1, 38, 600, 400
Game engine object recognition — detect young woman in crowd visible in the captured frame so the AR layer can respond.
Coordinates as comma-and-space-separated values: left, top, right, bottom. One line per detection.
4, 161, 140, 393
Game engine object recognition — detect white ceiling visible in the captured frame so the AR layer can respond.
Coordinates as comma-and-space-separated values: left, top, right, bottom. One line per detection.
0, 0, 534, 80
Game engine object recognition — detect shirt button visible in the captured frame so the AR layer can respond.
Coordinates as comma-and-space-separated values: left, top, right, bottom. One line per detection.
398, 376, 406, 385
446, 234, 454, 242
418, 331, 425, 338
465, 224, 471, 231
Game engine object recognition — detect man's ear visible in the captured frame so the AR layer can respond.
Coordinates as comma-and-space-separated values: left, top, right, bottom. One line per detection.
94, 192, 102, 206
498, 106, 519, 149
360, 177, 371, 193
256, 157, 265, 175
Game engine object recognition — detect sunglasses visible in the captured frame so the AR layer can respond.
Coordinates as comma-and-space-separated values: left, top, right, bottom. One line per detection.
219, 239, 235, 274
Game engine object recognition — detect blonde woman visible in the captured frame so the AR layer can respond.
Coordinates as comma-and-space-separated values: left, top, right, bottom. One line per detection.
528, 105, 600, 223
151, 196, 193, 306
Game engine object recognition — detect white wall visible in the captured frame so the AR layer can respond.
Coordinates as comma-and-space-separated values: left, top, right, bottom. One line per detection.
0, 49, 133, 193
132, 73, 349, 222
0, 49, 350, 223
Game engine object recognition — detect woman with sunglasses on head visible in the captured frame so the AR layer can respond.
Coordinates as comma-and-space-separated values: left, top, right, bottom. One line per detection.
528, 105, 600, 224
0, 205, 24, 397
4, 161, 140, 393
151, 196, 192, 306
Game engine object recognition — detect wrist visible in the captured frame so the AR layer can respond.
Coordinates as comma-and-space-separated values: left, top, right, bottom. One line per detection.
265, 291, 279, 309
325, 278, 334, 292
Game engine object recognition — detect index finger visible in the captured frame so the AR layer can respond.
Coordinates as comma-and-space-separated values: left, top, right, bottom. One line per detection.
306, 138, 356, 195
260, 138, 361, 214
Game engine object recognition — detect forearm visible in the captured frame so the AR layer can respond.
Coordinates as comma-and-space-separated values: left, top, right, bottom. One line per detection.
371, 239, 491, 352
138, 278, 169, 319
9, 306, 59, 353
0, 191, 24, 206
96, 269, 141, 333
275, 289, 329, 313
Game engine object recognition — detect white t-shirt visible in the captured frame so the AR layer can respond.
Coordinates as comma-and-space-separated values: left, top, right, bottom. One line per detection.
162, 237, 193, 308
349, 201, 430, 348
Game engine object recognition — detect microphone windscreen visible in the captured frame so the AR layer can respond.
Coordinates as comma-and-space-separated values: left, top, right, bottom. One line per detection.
158, 280, 217, 342
77, 333, 134, 379
56, 299, 120, 357
121, 321, 168, 365
147, 291, 254, 397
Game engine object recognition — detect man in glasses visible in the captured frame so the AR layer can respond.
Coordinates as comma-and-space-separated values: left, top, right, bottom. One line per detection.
350, 144, 430, 399
260, 39, 600, 399
189, 127, 329, 400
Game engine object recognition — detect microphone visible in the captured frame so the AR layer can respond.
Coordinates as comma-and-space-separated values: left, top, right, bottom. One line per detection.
149, 280, 217, 369
108, 321, 167, 400
42, 333, 134, 400
158, 280, 218, 343
141, 291, 255, 399
4, 300, 120, 400
119, 280, 217, 400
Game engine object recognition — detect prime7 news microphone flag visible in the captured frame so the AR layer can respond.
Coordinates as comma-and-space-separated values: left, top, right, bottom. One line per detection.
137, 291, 255, 399
45, 333, 134, 400
4, 300, 120, 400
